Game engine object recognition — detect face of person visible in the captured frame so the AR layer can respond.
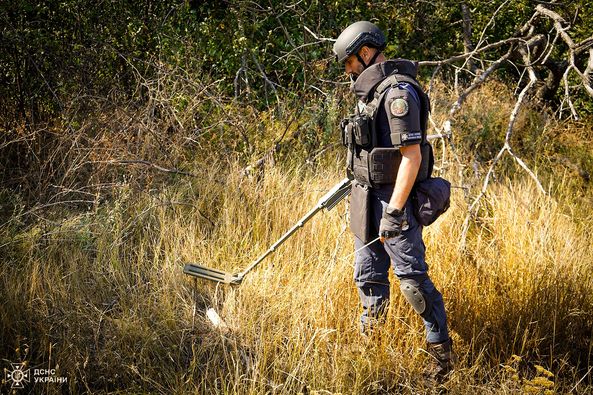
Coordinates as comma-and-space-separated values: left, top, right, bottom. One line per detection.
343, 46, 377, 80
344, 53, 366, 79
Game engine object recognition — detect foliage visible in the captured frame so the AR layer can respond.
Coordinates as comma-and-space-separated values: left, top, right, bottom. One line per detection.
1, 1, 591, 206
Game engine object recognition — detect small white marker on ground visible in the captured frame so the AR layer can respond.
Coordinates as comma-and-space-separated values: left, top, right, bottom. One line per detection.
206, 307, 228, 329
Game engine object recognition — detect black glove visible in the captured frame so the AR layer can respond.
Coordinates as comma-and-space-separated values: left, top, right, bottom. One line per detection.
379, 205, 408, 242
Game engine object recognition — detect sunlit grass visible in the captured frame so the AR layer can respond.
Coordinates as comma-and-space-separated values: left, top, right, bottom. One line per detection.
2, 79, 592, 393
2, 158, 592, 393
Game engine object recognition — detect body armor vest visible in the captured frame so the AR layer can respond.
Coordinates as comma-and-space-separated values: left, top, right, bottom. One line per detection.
342, 59, 433, 187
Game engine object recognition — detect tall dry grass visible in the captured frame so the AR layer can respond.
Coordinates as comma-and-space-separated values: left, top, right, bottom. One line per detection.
2, 78, 592, 393
2, 155, 592, 393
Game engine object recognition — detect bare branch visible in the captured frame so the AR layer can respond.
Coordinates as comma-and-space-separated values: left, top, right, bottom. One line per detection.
575, 37, 593, 54
535, 5, 574, 48
99, 160, 198, 177
303, 26, 335, 42
585, 48, 593, 85
419, 38, 523, 67
562, 65, 580, 120
509, 147, 546, 194
460, 48, 546, 250
448, 46, 514, 116
536, 5, 593, 98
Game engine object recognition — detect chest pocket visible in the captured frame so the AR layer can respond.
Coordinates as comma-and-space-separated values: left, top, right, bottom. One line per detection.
342, 114, 372, 148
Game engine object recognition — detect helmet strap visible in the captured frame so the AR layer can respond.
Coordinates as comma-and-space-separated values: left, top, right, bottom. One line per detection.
356, 50, 382, 70
355, 53, 368, 69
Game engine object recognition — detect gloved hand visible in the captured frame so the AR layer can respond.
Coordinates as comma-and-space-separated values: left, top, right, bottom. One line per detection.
379, 205, 408, 242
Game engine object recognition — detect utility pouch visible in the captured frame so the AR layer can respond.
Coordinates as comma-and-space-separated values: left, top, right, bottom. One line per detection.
411, 177, 451, 226
351, 148, 370, 185
352, 114, 371, 147
369, 147, 401, 184
350, 181, 371, 243
340, 117, 353, 147
341, 115, 370, 147
356, 144, 432, 187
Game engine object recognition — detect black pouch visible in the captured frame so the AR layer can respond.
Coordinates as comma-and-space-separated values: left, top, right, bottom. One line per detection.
369, 147, 401, 185
412, 177, 451, 226
340, 117, 353, 147
352, 114, 371, 147
350, 181, 371, 243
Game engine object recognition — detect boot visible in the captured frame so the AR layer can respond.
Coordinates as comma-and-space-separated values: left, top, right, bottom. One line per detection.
424, 338, 456, 383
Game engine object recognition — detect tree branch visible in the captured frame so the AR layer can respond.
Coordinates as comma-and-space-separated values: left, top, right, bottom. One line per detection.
536, 5, 593, 98
99, 160, 198, 177
460, 47, 545, 250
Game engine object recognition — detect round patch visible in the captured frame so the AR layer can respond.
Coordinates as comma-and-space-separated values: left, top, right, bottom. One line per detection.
390, 98, 409, 117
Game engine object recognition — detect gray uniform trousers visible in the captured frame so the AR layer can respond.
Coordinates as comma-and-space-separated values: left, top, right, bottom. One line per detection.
353, 186, 449, 344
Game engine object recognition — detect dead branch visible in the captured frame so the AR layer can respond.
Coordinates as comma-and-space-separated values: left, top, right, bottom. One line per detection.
448, 46, 515, 117
536, 5, 593, 98
419, 38, 524, 67
100, 160, 198, 177
273, 25, 334, 66
562, 64, 580, 119
535, 5, 573, 47
585, 48, 593, 80
417, 4, 593, 250
303, 25, 336, 42
460, 48, 545, 249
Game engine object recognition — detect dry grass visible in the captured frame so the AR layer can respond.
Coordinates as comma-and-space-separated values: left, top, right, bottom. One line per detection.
2, 80, 593, 394
2, 158, 593, 394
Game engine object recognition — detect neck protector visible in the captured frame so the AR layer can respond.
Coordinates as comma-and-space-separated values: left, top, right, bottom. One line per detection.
352, 59, 419, 102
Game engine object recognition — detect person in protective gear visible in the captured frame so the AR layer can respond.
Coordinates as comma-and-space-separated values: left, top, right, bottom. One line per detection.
333, 21, 455, 380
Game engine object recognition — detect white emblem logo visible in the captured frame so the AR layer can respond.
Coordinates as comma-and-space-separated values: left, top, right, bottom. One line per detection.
5, 363, 30, 389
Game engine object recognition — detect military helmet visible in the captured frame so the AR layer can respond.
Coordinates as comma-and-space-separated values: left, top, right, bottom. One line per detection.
333, 21, 386, 63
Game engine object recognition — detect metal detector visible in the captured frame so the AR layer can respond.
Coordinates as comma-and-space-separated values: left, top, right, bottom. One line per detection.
183, 177, 352, 285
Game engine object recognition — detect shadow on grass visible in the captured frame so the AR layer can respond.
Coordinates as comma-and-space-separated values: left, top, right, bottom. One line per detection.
0, 263, 253, 394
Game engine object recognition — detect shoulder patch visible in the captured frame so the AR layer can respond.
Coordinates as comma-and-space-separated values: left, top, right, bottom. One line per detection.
390, 98, 409, 117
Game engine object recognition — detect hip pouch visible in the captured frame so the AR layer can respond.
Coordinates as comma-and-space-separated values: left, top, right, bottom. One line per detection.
412, 177, 451, 226
350, 181, 372, 243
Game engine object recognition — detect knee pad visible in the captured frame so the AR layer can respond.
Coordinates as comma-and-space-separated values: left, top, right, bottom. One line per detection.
399, 278, 432, 317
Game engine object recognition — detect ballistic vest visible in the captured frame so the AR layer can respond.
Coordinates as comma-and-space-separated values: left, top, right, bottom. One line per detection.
342, 59, 433, 187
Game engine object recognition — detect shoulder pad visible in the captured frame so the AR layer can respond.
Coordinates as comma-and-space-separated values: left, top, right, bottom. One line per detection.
383, 86, 422, 147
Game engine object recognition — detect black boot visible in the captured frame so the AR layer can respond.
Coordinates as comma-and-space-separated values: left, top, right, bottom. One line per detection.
425, 338, 456, 383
